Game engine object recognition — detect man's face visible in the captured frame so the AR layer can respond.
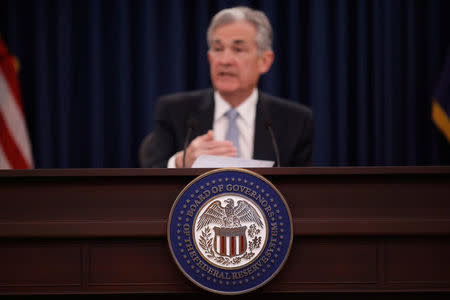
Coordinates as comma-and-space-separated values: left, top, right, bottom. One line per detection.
208, 21, 273, 102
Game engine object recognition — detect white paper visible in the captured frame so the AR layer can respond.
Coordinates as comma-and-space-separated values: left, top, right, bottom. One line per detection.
191, 154, 274, 168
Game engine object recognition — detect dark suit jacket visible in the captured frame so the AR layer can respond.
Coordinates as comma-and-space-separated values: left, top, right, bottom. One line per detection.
141, 89, 314, 168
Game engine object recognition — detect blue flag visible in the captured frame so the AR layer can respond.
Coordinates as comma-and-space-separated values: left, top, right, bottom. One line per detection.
432, 49, 450, 143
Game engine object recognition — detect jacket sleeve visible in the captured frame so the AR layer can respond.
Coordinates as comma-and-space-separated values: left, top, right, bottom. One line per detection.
140, 98, 177, 168
291, 108, 314, 166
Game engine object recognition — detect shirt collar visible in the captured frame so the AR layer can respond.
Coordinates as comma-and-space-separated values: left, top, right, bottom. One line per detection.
214, 89, 259, 126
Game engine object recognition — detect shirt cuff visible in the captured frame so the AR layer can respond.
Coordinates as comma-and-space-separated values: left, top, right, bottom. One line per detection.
167, 153, 177, 168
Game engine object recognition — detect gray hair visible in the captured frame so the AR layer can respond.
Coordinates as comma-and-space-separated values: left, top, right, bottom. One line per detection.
207, 6, 273, 53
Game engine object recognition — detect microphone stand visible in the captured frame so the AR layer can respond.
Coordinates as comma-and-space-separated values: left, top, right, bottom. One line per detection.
264, 119, 281, 167
182, 117, 197, 168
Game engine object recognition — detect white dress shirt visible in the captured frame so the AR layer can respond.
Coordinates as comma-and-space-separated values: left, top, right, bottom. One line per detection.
212, 89, 257, 160
167, 89, 258, 167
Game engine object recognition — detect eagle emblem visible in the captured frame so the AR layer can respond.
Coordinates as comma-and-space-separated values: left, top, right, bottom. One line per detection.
196, 198, 263, 259
197, 198, 263, 230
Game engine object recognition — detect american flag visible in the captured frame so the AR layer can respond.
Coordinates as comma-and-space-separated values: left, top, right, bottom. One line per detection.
0, 36, 34, 169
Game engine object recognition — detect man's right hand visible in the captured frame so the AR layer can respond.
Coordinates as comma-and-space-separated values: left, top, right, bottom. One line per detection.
175, 130, 237, 168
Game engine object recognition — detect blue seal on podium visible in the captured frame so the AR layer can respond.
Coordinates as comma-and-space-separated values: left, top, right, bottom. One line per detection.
167, 168, 293, 294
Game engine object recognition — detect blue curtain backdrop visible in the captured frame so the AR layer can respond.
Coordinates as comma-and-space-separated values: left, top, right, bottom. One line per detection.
1, 0, 449, 168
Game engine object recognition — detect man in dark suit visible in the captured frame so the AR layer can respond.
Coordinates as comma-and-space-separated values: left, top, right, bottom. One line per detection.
140, 6, 313, 168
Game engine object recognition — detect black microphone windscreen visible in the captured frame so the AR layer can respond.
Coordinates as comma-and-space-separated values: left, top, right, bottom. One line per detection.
263, 117, 272, 129
187, 117, 198, 129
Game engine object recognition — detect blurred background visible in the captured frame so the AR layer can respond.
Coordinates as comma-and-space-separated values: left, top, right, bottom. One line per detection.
1, 0, 449, 168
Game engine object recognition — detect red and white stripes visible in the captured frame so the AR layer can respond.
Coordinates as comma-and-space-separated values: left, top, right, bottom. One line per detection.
215, 234, 246, 257
0, 37, 33, 169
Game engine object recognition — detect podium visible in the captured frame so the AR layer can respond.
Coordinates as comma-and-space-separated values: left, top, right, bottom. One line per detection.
1, 167, 450, 297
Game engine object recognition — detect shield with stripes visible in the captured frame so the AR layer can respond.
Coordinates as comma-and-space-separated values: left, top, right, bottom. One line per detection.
213, 226, 247, 257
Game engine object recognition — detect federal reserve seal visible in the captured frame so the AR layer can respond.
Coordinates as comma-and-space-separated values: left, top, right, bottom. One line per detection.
167, 168, 293, 294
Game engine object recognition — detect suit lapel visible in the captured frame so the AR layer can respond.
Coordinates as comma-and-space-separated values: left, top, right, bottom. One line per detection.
253, 93, 275, 161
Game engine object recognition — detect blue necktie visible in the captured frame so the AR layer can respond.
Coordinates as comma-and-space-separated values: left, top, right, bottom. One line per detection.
225, 108, 240, 157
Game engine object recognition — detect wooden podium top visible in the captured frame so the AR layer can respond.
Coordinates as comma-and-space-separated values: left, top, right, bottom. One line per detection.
2, 165, 449, 176
1, 166, 449, 238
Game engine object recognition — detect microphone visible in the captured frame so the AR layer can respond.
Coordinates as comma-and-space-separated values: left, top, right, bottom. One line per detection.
264, 118, 281, 167
182, 117, 198, 168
